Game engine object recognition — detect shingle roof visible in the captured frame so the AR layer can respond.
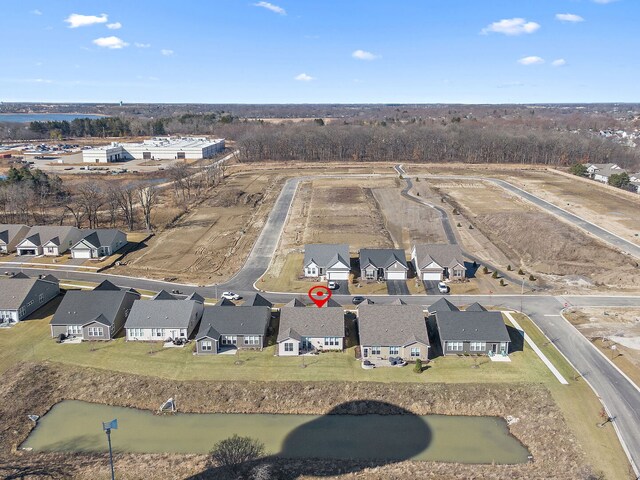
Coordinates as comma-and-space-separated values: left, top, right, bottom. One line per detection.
125, 299, 202, 329
277, 306, 345, 342
0, 224, 29, 246
389, 298, 407, 305
357, 305, 429, 347
242, 293, 272, 307
0, 275, 57, 309
18, 226, 81, 247
152, 290, 176, 300
465, 302, 487, 312
427, 298, 460, 314
75, 229, 124, 249
186, 292, 205, 303
283, 298, 307, 308
196, 306, 270, 338
435, 311, 511, 342
413, 244, 466, 271
50, 289, 139, 326
215, 298, 235, 307
359, 249, 408, 269
94, 280, 121, 291
304, 244, 350, 269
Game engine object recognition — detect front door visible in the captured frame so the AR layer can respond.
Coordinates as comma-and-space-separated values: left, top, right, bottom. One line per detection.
363, 348, 369, 358
492, 344, 498, 354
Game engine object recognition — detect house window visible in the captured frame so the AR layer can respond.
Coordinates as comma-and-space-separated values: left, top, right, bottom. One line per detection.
39, 293, 45, 303
389, 346, 399, 355
19, 307, 26, 318
244, 336, 260, 345
129, 328, 143, 337
88, 327, 104, 337
67, 325, 81, 335
410, 347, 421, 357
470, 342, 486, 352
221, 335, 237, 345
324, 337, 339, 346
365, 270, 375, 280
201, 340, 212, 351
152, 328, 164, 337
447, 341, 463, 351
180, 329, 187, 338
454, 269, 463, 278
284, 342, 294, 352
371, 346, 381, 355
27, 300, 34, 307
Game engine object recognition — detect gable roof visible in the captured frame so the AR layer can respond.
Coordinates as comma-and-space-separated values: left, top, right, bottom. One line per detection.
242, 293, 272, 308
18, 226, 81, 248
72, 229, 125, 250
427, 297, 460, 314
0, 224, 29, 246
215, 298, 235, 307
125, 299, 203, 329
50, 289, 139, 327
303, 244, 350, 269
389, 298, 407, 305
283, 298, 307, 308
436, 311, 510, 343
465, 302, 487, 312
196, 323, 221, 341
197, 306, 270, 338
358, 305, 429, 347
413, 244, 466, 271
152, 290, 177, 301
186, 292, 205, 304
94, 280, 121, 291
0, 275, 57, 309
277, 306, 345, 342
359, 249, 408, 270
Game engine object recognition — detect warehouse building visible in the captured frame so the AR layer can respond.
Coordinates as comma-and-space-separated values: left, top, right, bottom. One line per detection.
82, 137, 225, 163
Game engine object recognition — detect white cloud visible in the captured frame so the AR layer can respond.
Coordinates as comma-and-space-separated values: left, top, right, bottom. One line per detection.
160, 49, 174, 56
555, 13, 584, 23
481, 18, 540, 35
352, 49, 379, 61
518, 56, 545, 65
106, 22, 122, 30
31, 9, 42, 15
25, 78, 53, 84
65, 13, 108, 28
294, 73, 314, 81
552, 58, 567, 67
92, 36, 129, 49
134, 42, 151, 48
254, 2, 286, 15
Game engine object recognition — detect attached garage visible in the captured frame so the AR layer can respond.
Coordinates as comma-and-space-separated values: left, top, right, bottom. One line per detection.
386, 271, 407, 280
422, 271, 442, 281
72, 249, 93, 259
327, 271, 349, 280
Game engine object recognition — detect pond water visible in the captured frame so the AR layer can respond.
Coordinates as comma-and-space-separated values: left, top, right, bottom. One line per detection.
22, 401, 530, 464
0, 113, 105, 123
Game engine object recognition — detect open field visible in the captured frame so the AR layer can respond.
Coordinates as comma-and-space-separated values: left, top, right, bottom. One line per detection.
565, 307, 640, 387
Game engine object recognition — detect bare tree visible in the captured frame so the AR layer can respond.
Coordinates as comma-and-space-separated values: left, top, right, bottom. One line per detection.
137, 184, 158, 231
76, 182, 104, 229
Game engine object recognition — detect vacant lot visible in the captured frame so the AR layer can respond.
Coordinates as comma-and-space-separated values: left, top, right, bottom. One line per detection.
565, 307, 640, 387
114, 172, 285, 284
424, 179, 639, 291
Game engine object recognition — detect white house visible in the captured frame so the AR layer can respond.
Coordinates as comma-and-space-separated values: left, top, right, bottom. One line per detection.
303, 244, 351, 280
71, 229, 127, 259
16, 226, 84, 256
411, 244, 467, 281
277, 303, 345, 356
83, 137, 225, 163
585, 163, 625, 183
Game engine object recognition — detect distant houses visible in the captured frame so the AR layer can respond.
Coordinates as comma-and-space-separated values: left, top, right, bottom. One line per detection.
583, 163, 640, 193
411, 244, 466, 282
359, 248, 409, 281
434, 310, 510, 356
0, 273, 59, 323
303, 244, 351, 280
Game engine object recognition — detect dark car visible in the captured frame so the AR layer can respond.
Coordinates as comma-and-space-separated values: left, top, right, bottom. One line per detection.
352, 296, 367, 305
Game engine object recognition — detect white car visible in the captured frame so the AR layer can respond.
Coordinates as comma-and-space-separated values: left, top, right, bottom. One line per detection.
327, 281, 338, 290
437, 282, 449, 294
221, 291, 241, 300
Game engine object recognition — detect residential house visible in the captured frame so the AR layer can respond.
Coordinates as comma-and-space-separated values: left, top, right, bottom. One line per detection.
465, 302, 487, 312
411, 244, 466, 281
242, 293, 273, 308
585, 163, 626, 183
359, 248, 409, 281
303, 244, 351, 280
277, 304, 345, 356
0, 273, 59, 323
195, 305, 271, 354
435, 310, 511, 356
427, 297, 460, 315
0, 224, 30, 254
70, 229, 127, 259
282, 297, 341, 308
124, 294, 204, 341
50, 283, 140, 340
16, 226, 84, 256
357, 304, 430, 361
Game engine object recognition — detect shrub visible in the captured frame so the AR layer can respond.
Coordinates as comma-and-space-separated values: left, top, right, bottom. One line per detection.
518, 268, 524, 276
468, 224, 473, 229
414, 358, 423, 374
457, 222, 462, 227
529, 274, 537, 281
507, 264, 512, 271
500, 279, 505, 286
491, 271, 498, 279
482, 266, 489, 274
452, 208, 459, 214
210, 435, 265, 471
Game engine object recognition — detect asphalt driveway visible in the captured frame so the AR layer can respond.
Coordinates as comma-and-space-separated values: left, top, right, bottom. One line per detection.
386, 280, 410, 295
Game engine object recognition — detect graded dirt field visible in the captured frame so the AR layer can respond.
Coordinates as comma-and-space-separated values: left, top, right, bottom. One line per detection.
114, 172, 286, 284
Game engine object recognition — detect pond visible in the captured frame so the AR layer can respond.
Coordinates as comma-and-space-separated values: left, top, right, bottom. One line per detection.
0, 113, 106, 123
22, 400, 530, 464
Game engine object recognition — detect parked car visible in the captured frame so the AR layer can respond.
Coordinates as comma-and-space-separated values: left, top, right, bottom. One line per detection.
438, 282, 449, 294
327, 281, 338, 290
352, 296, 366, 305
221, 291, 241, 300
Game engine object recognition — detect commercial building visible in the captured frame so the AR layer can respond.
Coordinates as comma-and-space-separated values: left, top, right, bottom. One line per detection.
82, 137, 225, 163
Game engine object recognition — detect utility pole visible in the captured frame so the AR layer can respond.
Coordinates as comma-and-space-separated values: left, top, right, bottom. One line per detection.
102, 419, 118, 480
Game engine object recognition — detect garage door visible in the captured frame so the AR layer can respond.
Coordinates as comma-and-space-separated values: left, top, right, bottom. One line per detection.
422, 272, 441, 281
73, 250, 92, 259
327, 271, 349, 280
387, 271, 406, 280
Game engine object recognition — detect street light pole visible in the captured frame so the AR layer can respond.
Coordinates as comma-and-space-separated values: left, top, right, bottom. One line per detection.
520, 277, 525, 313
102, 419, 118, 480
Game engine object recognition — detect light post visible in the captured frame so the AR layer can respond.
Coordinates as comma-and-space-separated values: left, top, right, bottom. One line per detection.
102, 419, 118, 480
520, 276, 525, 313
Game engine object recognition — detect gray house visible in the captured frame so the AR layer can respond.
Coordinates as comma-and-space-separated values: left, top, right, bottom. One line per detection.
50, 284, 140, 340
277, 305, 345, 356
242, 293, 273, 308
195, 306, 271, 354
359, 248, 409, 281
435, 310, 511, 356
358, 304, 430, 361
0, 224, 30, 254
70, 229, 127, 259
124, 294, 204, 342
303, 244, 351, 280
16, 226, 84, 256
411, 244, 466, 281
0, 273, 59, 323
427, 297, 460, 315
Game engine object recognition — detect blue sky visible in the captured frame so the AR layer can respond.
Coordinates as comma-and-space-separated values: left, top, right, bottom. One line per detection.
0, 0, 636, 103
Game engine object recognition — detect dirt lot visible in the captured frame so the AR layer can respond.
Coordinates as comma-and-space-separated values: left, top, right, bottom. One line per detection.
565, 307, 640, 386
0, 362, 605, 480
420, 178, 640, 292
113, 172, 285, 284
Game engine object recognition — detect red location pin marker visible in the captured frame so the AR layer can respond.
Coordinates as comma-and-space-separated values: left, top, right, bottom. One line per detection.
308, 286, 331, 308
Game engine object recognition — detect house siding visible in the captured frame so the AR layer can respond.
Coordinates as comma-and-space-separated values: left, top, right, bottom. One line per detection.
278, 338, 300, 356
82, 321, 112, 340
196, 337, 219, 354
16, 280, 60, 321
278, 336, 343, 356
361, 342, 429, 361
442, 340, 510, 356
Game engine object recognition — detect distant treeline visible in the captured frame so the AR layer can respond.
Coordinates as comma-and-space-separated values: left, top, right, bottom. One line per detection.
236, 123, 639, 167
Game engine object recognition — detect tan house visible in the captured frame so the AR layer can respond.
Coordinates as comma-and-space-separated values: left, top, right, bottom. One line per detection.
411, 244, 466, 281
